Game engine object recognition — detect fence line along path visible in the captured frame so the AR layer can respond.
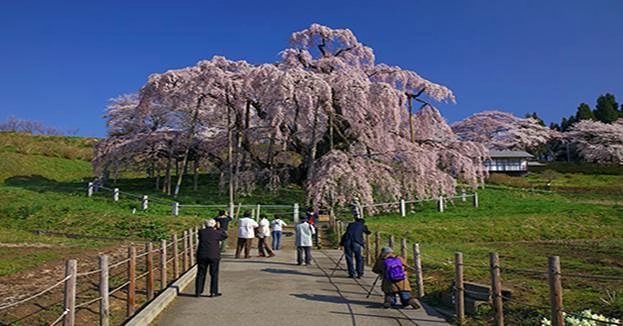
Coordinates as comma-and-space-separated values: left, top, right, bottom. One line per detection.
152, 248, 450, 326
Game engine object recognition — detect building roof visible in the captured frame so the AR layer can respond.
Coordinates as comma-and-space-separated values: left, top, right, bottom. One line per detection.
488, 150, 534, 158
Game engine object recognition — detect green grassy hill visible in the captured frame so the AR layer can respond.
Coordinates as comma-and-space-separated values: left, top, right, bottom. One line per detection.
0, 132, 621, 324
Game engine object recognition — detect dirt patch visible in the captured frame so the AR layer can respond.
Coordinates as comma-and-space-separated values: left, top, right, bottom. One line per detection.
0, 242, 137, 326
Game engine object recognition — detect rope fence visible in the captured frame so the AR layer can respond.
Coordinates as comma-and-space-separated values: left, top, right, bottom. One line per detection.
334, 223, 623, 326
1, 227, 200, 326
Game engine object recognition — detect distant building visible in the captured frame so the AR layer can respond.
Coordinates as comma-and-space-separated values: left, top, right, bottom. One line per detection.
485, 150, 534, 172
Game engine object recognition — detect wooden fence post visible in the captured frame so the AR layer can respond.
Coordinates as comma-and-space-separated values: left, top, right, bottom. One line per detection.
188, 228, 195, 266
146, 242, 154, 300
413, 243, 424, 298
127, 246, 136, 317
438, 196, 444, 213
388, 234, 395, 249
400, 238, 407, 260
472, 192, 479, 208
374, 232, 381, 258
455, 252, 464, 325
160, 239, 167, 290
87, 182, 93, 197
182, 231, 189, 271
99, 255, 109, 326
63, 259, 77, 326
548, 256, 564, 326
365, 233, 371, 266
113, 188, 119, 201
490, 252, 504, 326
172, 233, 179, 279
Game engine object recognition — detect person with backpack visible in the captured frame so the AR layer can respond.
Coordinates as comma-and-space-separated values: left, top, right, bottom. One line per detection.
372, 247, 420, 309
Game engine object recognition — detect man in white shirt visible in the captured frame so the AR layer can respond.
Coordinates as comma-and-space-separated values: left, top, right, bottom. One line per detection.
235, 211, 259, 259
295, 217, 316, 265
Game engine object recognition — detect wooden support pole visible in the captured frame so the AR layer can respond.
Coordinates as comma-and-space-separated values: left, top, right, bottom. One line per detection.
489, 252, 504, 326
63, 259, 77, 326
146, 242, 154, 300
160, 239, 167, 290
182, 231, 189, 271
548, 256, 564, 326
388, 234, 395, 249
127, 246, 136, 317
188, 228, 195, 266
454, 252, 464, 325
99, 255, 109, 326
172, 234, 179, 279
365, 233, 371, 266
374, 232, 381, 258
413, 243, 424, 298
400, 238, 407, 260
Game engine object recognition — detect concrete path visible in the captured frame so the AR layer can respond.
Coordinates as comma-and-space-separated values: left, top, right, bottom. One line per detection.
152, 249, 450, 326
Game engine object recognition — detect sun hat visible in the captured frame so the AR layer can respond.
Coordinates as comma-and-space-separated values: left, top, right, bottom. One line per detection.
381, 247, 393, 256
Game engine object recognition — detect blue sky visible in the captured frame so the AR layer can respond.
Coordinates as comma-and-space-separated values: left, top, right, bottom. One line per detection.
1, 0, 622, 137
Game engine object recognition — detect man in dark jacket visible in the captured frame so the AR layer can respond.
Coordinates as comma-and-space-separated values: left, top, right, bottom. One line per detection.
340, 216, 371, 278
195, 219, 228, 297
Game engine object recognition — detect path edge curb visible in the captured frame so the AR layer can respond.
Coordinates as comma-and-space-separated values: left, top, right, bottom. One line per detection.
124, 265, 197, 326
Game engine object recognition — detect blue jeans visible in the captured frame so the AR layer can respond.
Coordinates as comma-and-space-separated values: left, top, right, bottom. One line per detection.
272, 231, 282, 250
344, 242, 364, 277
386, 291, 412, 307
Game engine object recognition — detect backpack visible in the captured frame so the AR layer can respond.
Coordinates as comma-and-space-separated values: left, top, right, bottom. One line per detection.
383, 256, 406, 282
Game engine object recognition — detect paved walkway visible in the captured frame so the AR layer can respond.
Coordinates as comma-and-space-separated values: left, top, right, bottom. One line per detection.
153, 249, 450, 326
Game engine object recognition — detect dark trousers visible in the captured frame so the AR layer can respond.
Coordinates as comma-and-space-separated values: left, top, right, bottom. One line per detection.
235, 238, 252, 258
195, 257, 220, 295
258, 237, 274, 256
344, 242, 364, 277
296, 246, 312, 265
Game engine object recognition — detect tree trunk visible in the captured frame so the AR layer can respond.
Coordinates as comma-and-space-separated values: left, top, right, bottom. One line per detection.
193, 160, 198, 191
408, 95, 414, 143
174, 99, 202, 198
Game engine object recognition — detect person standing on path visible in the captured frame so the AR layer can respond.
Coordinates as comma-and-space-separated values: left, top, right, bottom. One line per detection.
305, 207, 321, 249
340, 214, 371, 278
235, 211, 258, 259
195, 219, 228, 297
295, 216, 315, 265
214, 210, 233, 251
270, 215, 287, 250
257, 214, 275, 257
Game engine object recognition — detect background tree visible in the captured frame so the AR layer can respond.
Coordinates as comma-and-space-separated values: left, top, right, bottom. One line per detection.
451, 110, 559, 152
565, 118, 623, 164
575, 102, 595, 121
593, 93, 620, 123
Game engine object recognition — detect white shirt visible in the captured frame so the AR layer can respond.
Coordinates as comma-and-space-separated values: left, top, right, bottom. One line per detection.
295, 221, 316, 247
257, 218, 271, 238
271, 219, 287, 232
237, 217, 259, 239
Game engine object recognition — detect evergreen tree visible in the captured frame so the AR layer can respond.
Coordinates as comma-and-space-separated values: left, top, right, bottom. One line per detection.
575, 103, 595, 121
593, 93, 619, 123
525, 112, 545, 126
549, 122, 560, 131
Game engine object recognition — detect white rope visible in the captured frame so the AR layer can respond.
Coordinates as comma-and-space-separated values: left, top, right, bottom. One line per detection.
48, 308, 69, 326
108, 281, 130, 295
0, 275, 71, 311
109, 257, 131, 269
75, 295, 102, 309
76, 268, 102, 277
